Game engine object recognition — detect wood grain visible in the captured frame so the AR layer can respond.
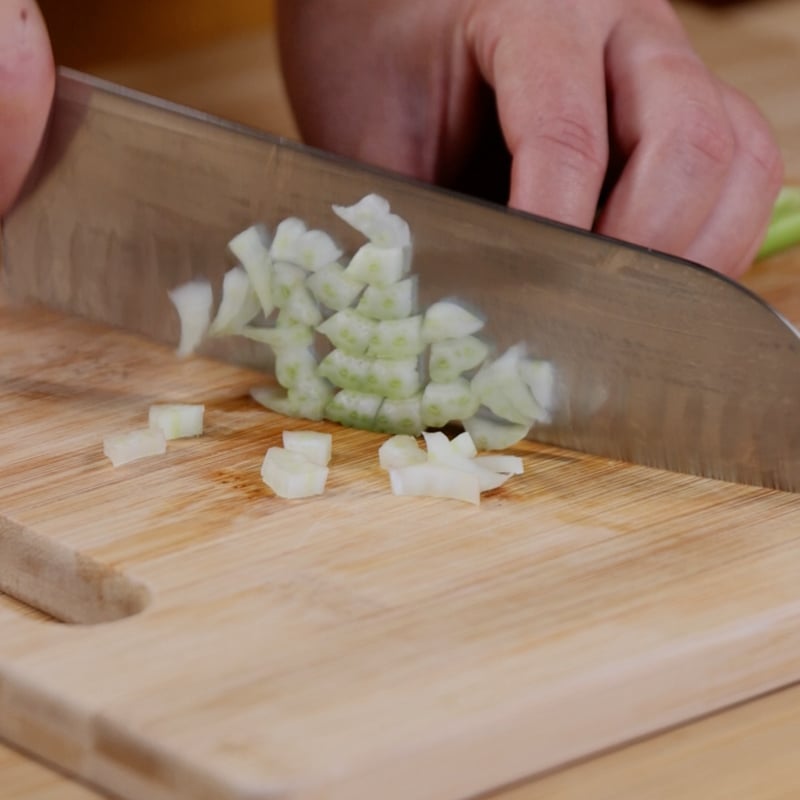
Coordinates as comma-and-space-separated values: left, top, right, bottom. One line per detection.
3, 0, 800, 798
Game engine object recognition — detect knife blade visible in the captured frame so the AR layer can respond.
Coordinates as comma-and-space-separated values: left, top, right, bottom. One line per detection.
3, 67, 800, 491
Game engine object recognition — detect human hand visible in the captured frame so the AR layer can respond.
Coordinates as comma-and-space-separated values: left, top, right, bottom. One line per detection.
0, 0, 54, 216
277, 0, 783, 277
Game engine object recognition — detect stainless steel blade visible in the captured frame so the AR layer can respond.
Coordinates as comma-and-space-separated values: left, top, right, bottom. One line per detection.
3, 67, 800, 491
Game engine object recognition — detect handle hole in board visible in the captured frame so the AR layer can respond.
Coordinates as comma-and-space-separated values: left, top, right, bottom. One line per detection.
0, 517, 150, 625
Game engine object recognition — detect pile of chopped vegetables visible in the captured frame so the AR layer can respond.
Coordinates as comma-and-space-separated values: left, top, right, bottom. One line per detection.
155, 193, 548, 502
103, 403, 205, 467
169, 194, 554, 453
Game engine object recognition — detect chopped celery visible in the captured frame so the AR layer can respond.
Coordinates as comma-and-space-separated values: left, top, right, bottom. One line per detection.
240, 324, 313, 350
318, 349, 372, 392
421, 379, 480, 428
378, 434, 426, 469
317, 309, 377, 355
428, 335, 490, 382
344, 243, 410, 287
228, 224, 274, 317
306, 262, 366, 311
366, 316, 425, 358
332, 193, 411, 248
261, 446, 328, 498
374, 395, 424, 435
167, 279, 213, 357
281, 284, 323, 327
282, 430, 332, 466
270, 217, 307, 261
471, 344, 545, 425
368, 357, 422, 400
274, 346, 319, 388
355, 277, 417, 320
293, 229, 344, 270
272, 261, 307, 307
148, 403, 205, 439
421, 300, 485, 342
461, 414, 531, 451
324, 389, 383, 430
209, 266, 261, 336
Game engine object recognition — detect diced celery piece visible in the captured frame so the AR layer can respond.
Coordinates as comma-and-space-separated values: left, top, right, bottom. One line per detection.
168, 279, 213, 357
366, 316, 425, 358
103, 428, 167, 467
317, 309, 377, 356
450, 431, 477, 458
272, 261, 307, 307
293, 229, 344, 270
389, 463, 480, 505
270, 217, 307, 261
471, 344, 546, 425
280, 284, 323, 327
368, 358, 421, 400
274, 346, 319, 389
344, 243, 410, 287
209, 266, 261, 335
240, 324, 313, 350
355, 277, 417, 320
428, 335, 490, 382
461, 414, 531, 451
332, 194, 412, 248
250, 378, 331, 421
261, 446, 328, 498
228, 224, 274, 317
421, 300, 485, 342
306, 261, 366, 311
317, 349, 372, 392
421, 379, 480, 428
378, 434, 426, 469
282, 430, 332, 466
421, 431, 511, 492
325, 389, 383, 430
148, 403, 205, 439
519, 358, 556, 414
374, 395, 424, 435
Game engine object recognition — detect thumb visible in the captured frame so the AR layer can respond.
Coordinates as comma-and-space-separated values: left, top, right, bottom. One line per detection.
0, 0, 54, 215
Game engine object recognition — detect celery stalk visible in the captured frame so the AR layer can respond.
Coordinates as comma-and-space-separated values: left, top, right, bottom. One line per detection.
756, 187, 800, 260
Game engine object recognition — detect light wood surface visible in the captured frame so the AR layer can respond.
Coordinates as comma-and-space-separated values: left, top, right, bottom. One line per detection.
3, 1, 800, 798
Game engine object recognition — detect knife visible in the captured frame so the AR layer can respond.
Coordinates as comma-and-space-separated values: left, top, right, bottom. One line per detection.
3, 67, 800, 492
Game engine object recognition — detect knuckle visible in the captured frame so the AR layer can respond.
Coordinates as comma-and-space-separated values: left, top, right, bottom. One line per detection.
534, 112, 608, 178
670, 101, 736, 178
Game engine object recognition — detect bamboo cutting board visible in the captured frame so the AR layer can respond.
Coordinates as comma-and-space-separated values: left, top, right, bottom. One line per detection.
2, 250, 800, 800
4, 2, 800, 799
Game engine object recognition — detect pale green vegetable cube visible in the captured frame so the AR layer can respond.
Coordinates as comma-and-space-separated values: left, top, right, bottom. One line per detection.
148, 403, 205, 440
261, 446, 328, 498
306, 262, 366, 311
324, 389, 383, 430
317, 349, 372, 392
428, 335, 490, 382
355, 277, 417, 320
421, 379, 479, 428
272, 261, 307, 307
282, 430, 332, 466
344, 243, 410, 287
366, 316, 425, 359
374, 395, 424, 436
317, 309, 377, 355
421, 300, 485, 342
368, 357, 422, 400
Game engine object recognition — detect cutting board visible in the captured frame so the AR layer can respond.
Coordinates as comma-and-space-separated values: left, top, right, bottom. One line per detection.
1, 235, 800, 800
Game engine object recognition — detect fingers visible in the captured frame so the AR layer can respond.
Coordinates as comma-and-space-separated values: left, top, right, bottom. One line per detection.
596, 6, 782, 276
465, 1, 610, 230
0, 0, 54, 215
682, 87, 783, 277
